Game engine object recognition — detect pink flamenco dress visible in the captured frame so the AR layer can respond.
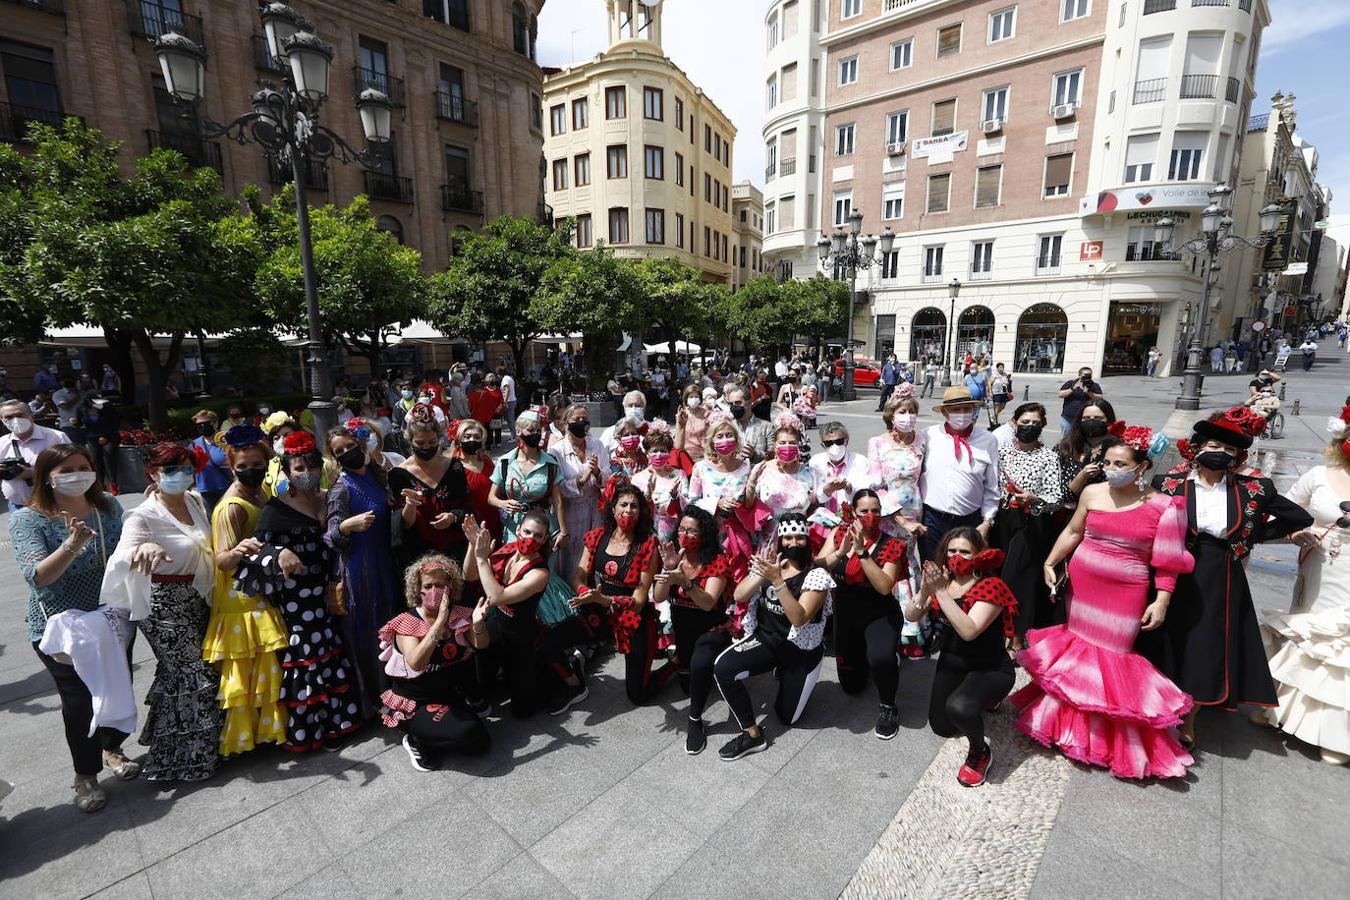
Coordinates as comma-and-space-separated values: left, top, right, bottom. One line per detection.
1011, 493, 1196, 779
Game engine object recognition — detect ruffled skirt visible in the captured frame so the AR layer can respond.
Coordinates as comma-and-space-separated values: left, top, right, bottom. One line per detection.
202, 588, 288, 756
1260, 602, 1350, 755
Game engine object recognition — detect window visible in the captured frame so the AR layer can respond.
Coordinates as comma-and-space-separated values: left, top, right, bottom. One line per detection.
1123, 134, 1158, 183
643, 86, 663, 120
644, 145, 664, 179
931, 98, 956, 137
1043, 153, 1073, 197
606, 144, 628, 179
1169, 132, 1205, 181
552, 158, 568, 190
704, 227, 711, 257
835, 123, 855, 156
576, 214, 593, 248
1181, 33, 1222, 98
766, 75, 778, 109
766, 201, 777, 235
437, 64, 465, 120
975, 165, 1002, 207
982, 87, 1008, 123
810, 58, 820, 97
531, 94, 542, 131
573, 153, 591, 187
780, 195, 796, 230
358, 36, 391, 92
886, 111, 909, 146
424, 0, 470, 32
841, 0, 862, 19
1126, 225, 1169, 261
1061, 0, 1089, 21
675, 213, 685, 248
767, 13, 779, 49
675, 98, 684, 129
674, 152, 684, 186
572, 97, 588, 129
833, 191, 852, 226
1052, 69, 1082, 107
971, 240, 994, 277
512, 3, 531, 56
549, 104, 566, 135
645, 208, 665, 244
705, 125, 712, 152
880, 250, 899, 279
781, 63, 798, 102
937, 24, 962, 58
838, 57, 858, 86
704, 173, 712, 202
1037, 235, 1063, 273
883, 183, 905, 219
783, 1, 799, 38
989, 7, 1016, 43
891, 39, 913, 70
927, 173, 951, 213
1, 41, 63, 123
923, 246, 945, 281
605, 86, 626, 119
609, 208, 630, 243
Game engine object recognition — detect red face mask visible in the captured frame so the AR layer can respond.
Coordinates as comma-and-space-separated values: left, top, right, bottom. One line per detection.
946, 554, 975, 577
516, 536, 542, 556
619, 435, 642, 451
677, 533, 700, 553
420, 585, 446, 613
713, 438, 738, 456
858, 512, 880, 533
649, 451, 671, 468
616, 512, 638, 532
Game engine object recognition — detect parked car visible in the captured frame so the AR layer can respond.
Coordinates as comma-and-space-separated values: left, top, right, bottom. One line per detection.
833, 358, 882, 386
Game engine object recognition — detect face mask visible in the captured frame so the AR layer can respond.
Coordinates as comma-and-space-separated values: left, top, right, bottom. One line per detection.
418, 396, 431, 405
713, 437, 738, 456
624, 406, 644, 422
258, 407, 271, 416
198, 422, 216, 437
519, 432, 543, 449
568, 420, 590, 437
411, 446, 439, 461
649, 451, 671, 468
338, 447, 367, 470
619, 435, 641, 452
51, 471, 96, 496
826, 443, 847, 462
157, 471, 194, 495
1079, 419, 1108, 439
4, 416, 33, 436
420, 586, 446, 614
685, 396, 701, 409
775, 444, 800, 463
727, 404, 746, 420
459, 439, 483, 456
516, 536, 542, 556
779, 544, 810, 566
235, 467, 266, 488
401, 390, 414, 400
892, 413, 917, 433
616, 512, 638, 532
945, 411, 975, 431
1015, 424, 1044, 443
1196, 450, 1236, 471
678, 533, 701, 553
946, 554, 975, 577
1104, 469, 1139, 488
858, 512, 880, 532
227, 414, 243, 424
289, 470, 322, 492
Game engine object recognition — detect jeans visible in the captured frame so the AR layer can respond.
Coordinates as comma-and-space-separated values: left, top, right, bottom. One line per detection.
503, 401, 517, 438
1059, 415, 1074, 437
920, 505, 984, 562
877, 383, 896, 410
921, 375, 936, 398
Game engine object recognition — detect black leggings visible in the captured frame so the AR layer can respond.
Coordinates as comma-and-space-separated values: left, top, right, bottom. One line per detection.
670, 604, 726, 693
687, 631, 733, 719
539, 604, 662, 705
927, 652, 1014, 753
401, 702, 489, 761
33, 641, 132, 776
713, 633, 824, 730
488, 603, 543, 718
836, 613, 900, 706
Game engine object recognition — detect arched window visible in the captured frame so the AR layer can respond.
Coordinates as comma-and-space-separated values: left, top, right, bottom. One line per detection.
956, 305, 995, 363
512, 3, 529, 55
376, 214, 404, 244
1013, 303, 1068, 374
909, 307, 946, 364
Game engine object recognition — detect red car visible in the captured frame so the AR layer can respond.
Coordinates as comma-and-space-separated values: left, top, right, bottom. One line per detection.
833, 358, 882, 386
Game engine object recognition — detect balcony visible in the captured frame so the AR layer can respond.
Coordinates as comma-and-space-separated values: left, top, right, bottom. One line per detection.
1191, 0, 1228, 6
441, 180, 483, 214
779, 157, 797, 176
765, 162, 776, 182
364, 171, 414, 203
130, 1, 206, 49
1179, 74, 1219, 99
253, 34, 286, 73
1132, 77, 1167, 104
969, 265, 993, 281
1225, 76, 1241, 103
1247, 112, 1270, 132
267, 155, 329, 192
434, 91, 479, 127
353, 66, 406, 107
0, 101, 66, 143
146, 129, 222, 174
1035, 255, 1062, 275
921, 271, 945, 284
1143, 0, 1176, 11
1125, 244, 1178, 262
4, 0, 65, 14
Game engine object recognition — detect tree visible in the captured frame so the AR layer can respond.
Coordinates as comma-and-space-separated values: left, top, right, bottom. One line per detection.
244, 188, 428, 379
0, 120, 260, 431
724, 276, 793, 354
782, 275, 849, 361
537, 243, 642, 384
633, 257, 716, 362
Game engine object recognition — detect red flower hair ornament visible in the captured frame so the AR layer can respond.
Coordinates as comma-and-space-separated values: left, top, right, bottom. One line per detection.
282, 431, 317, 457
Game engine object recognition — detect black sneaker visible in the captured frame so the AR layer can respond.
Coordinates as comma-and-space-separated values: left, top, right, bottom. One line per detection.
548, 681, 589, 716
718, 729, 768, 761
875, 704, 900, 741
685, 717, 707, 756
402, 735, 434, 773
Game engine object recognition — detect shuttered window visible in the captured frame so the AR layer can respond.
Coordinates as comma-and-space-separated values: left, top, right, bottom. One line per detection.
937, 24, 962, 58
927, 173, 951, 213
975, 165, 1002, 208
932, 99, 956, 137
1043, 153, 1073, 197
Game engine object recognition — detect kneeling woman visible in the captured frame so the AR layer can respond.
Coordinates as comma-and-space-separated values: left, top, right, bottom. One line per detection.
378, 555, 491, 771
712, 514, 836, 761
907, 528, 1016, 787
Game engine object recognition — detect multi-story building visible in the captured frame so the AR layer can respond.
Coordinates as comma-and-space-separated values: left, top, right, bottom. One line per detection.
766, 0, 1269, 379
542, 0, 737, 283
732, 181, 766, 290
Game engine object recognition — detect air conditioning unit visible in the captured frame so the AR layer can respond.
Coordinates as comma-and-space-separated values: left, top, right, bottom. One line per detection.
886, 141, 906, 156
981, 118, 1004, 135
1050, 102, 1078, 120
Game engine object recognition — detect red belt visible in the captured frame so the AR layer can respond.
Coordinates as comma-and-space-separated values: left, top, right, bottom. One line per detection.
151, 574, 194, 584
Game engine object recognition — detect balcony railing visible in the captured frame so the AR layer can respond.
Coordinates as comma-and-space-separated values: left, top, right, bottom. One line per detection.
1132, 77, 1167, 104
1248, 112, 1270, 132
146, 129, 223, 174
780, 157, 797, 176
1179, 74, 1219, 99
4, 0, 66, 15
1225, 76, 1241, 103
968, 265, 993, 281
1143, 0, 1176, 12
434, 91, 479, 126
765, 162, 776, 181
364, 171, 414, 203
1035, 255, 1062, 275
1191, 0, 1228, 6
253, 34, 286, 73
0, 101, 66, 143
353, 66, 406, 107
921, 271, 945, 283
441, 180, 483, 214
267, 154, 329, 192
1125, 244, 1178, 262
130, 1, 206, 49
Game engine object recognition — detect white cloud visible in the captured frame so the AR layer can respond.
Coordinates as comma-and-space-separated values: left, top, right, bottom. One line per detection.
1262, 0, 1350, 52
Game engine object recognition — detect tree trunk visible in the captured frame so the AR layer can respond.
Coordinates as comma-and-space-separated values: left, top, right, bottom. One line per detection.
510, 339, 528, 400
103, 326, 137, 404
129, 329, 183, 433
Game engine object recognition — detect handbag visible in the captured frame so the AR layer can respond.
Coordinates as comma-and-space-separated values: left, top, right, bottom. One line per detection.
535, 573, 580, 626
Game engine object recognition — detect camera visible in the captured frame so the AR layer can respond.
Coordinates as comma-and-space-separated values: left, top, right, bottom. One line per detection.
0, 458, 29, 481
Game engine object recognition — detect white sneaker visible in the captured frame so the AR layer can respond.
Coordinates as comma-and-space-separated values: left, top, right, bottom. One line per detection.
402, 735, 434, 773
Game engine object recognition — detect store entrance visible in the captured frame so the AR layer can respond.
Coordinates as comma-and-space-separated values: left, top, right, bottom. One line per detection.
1103, 302, 1161, 375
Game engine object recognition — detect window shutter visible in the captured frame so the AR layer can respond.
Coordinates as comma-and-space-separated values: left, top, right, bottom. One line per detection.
1044, 153, 1073, 190
976, 165, 1001, 207
932, 99, 956, 135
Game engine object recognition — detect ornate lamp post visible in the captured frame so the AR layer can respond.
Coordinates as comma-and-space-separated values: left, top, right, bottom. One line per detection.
152, 2, 393, 437
1157, 185, 1282, 411
817, 211, 894, 401
941, 278, 962, 387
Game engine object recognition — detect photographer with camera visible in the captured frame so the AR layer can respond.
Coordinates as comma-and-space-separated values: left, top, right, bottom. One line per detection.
1056, 367, 1104, 438
1, 400, 72, 508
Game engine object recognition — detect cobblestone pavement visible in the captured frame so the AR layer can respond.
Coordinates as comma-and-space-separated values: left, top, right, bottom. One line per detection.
1, 352, 1348, 898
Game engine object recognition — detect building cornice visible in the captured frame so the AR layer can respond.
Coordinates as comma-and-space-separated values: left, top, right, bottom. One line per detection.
544, 47, 736, 133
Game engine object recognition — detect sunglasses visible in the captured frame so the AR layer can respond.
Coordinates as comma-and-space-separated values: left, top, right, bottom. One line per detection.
162, 465, 193, 477
820, 438, 846, 447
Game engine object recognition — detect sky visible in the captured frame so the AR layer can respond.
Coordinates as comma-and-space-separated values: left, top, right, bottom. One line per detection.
538, 0, 1350, 266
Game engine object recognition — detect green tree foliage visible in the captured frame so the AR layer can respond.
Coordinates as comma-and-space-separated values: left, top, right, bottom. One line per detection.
782, 275, 849, 357
719, 275, 848, 359
633, 257, 717, 361
537, 242, 642, 383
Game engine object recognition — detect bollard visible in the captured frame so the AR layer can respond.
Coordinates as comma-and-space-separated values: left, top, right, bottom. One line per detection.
1292, 399, 1300, 417
1279, 383, 1287, 400
1023, 385, 1030, 401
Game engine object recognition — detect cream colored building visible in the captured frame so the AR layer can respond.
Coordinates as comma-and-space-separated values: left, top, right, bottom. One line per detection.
542, 0, 736, 283
732, 181, 766, 290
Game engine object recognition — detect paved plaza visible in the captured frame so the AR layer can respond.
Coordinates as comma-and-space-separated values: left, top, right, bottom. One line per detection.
2, 354, 1348, 899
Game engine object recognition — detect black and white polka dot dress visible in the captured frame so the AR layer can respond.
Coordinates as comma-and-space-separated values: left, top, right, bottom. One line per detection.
235, 498, 361, 751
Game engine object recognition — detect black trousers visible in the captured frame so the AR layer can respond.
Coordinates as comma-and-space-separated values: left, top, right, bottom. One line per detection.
713, 633, 824, 729
487, 603, 543, 718
928, 651, 1014, 753
670, 604, 725, 693
33, 641, 132, 776
921, 505, 984, 561
687, 631, 733, 719
836, 613, 900, 706
539, 604, 662, 705
401, 704, 488, 761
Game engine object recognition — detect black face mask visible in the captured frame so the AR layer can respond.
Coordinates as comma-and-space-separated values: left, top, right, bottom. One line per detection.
752, 400, 772, 420
728, 404, 746, 420
568, 420, 590, 437
411, 446, 439, 461
1015, 424, 1044, 444
778, 544, 811, 567
338, 447, 367, 470
1079, 419, 1108, 439
459, 440, 483, 456
520, 432, 543, 448
234, 467, 265, 488
197, 422, 215, 436
1196, 450, 1236, 471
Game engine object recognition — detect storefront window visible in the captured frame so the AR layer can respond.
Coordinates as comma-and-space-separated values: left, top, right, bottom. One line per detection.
956, 305, 995, 363
909, 307, 946, 364
1013, 303, 1067, 374
1103, 302, 1161, 374
874, 314, 896, 360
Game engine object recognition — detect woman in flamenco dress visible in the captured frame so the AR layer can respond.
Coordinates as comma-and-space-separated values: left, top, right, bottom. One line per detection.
1012, 427, 1198, 779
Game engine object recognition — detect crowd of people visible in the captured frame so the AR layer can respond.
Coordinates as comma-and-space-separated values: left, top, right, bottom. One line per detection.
7, 359, 1349, 815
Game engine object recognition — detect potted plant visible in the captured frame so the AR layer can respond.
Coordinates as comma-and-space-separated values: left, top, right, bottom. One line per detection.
115, 425, 192, 493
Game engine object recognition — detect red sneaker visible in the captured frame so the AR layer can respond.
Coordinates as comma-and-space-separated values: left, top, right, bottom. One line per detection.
957, 744, 993, 787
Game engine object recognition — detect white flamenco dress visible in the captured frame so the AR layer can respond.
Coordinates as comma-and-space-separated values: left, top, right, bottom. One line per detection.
1260, 466, 1350, 760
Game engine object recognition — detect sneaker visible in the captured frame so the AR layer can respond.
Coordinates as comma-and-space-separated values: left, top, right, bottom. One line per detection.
957, 743, 993, 787
718, 729, 768, 761
402, 735, 434, 773
685, 717, 707, 756
548, 681, 589, 716
875, 705, 900, 740
569, 648, 587, 679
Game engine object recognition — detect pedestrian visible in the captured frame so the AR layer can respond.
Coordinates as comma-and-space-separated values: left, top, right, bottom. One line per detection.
1058, 399, 1116, 510
877, 356, 899, 412
867, 393, 925, 537
0, 398, 72, 508
497, 366, 518, 439
920, 358, 939, 398
99, 363, 122, 396
1209, 345, 1224, 373
744, 413, 816, 540
1146, 346, 1161, 377
600, 391, 647, 454
34, 363, 60, 395
989, 363, 1012, 426
1056, 366, 1104, 437
631, 421, 690, 544
189, 410, 231, 514
488, 410, 565, 543
687, 413, 755, 576
809, 421, 873, 516
389, 405, 471, 569
1299, 336, 1318, 370
916, 388, 1000, 561
469, 373, 506, 447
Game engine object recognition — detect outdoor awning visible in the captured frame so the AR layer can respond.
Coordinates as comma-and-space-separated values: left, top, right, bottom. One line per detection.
643, 340, 702, 354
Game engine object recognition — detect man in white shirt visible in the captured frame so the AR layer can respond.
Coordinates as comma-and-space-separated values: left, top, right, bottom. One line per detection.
774, 357, 789, 381
599, 390, 647, 453
497, 366, 518, 438
916, 387, 1001, 560
808, 422, 874, 514
0, 399, 72, 507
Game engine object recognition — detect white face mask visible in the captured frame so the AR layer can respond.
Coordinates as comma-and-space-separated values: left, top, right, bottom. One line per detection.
945, 411, 975, 430
826, 443, 847, 462
625, 406, 644, 422
273, 438, 286, 455
685, 396, 701, 409
4, 416, 33, 436
893, 413, 917, 433
51, 471, 97, 496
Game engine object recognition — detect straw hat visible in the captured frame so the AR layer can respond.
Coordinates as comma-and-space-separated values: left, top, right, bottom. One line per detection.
932, 386, 980, 412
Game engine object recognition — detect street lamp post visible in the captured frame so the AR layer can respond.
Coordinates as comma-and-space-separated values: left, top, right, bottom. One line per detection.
1157, 185, 1282, 411
941, 278, 962, 388
151, 3, 394, 438
817, 211, 894, 401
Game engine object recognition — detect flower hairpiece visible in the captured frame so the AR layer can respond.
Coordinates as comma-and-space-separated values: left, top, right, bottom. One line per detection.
188, 442, 210, 474
646, 418, 672, 436
1105, 420, 1127, 439
1327, 405, 1350, 439
772, 410, 803, 433
282, 431, 317, 456
224, 423, 266, 449
1221, 405, 1267, 439
706, 409, 733, 428
344, 417, 372, 442
892, 383, 914, 399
